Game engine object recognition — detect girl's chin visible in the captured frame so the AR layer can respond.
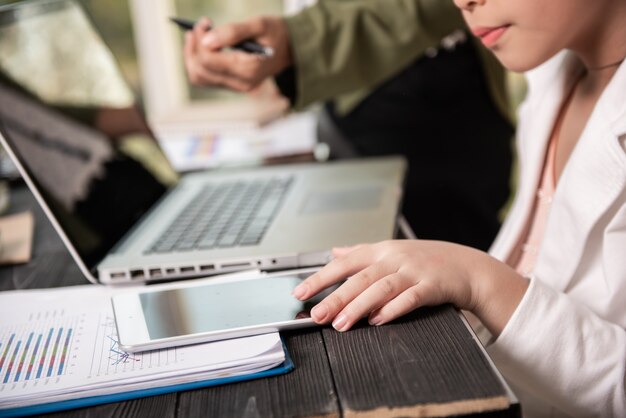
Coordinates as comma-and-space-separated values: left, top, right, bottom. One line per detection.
492, 49, 549, 73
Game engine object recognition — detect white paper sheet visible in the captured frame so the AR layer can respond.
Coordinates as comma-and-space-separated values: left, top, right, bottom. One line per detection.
159, 111, 317, 172
0, 285, 284, 409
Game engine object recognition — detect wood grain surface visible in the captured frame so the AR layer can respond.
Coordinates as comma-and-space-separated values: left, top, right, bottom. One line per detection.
0, 186, 519, 417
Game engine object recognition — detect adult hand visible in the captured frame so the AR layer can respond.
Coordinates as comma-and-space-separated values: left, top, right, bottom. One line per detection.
183, 16, 292, 92
292, 240, 528, 337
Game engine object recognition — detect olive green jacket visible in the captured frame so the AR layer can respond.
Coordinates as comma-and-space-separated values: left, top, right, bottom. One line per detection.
283, 0, 511, 122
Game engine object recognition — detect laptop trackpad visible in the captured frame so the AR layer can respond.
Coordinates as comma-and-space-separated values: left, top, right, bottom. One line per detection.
300, 186, 382, 214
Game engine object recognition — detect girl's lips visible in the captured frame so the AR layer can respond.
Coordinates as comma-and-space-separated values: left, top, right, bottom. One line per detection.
472, 25, 510, 47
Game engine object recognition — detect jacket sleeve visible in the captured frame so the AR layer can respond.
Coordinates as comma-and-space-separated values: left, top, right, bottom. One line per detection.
281, 0, 466, 110
487, 277, 626, 417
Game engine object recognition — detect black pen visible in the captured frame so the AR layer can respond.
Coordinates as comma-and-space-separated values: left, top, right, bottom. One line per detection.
170, 17, 274, 58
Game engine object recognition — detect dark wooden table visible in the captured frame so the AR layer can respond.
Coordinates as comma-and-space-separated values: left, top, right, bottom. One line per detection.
0, 186, 520, 418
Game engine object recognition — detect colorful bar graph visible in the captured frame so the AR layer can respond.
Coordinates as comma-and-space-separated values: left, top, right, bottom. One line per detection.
4, 340, 21, 383
58, 328, 72, 375
0, 333, 15, 373
47, 328, 63, 377
14, 332, 33, 382
25, 334, 43, 380
36, 328, 54, 379
1, 316, 78, 386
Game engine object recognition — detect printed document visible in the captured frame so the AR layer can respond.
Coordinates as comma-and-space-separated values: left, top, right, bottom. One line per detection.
0, 285, 284, 410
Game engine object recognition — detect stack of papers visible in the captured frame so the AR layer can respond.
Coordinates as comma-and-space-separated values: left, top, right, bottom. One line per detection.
159, 111, 318, 171
0, 285, 288, 415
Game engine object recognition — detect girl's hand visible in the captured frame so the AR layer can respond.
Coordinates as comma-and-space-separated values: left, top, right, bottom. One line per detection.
292, 240, 529, 336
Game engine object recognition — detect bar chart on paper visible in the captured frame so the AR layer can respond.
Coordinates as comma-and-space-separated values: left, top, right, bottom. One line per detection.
0, 309, 179, 394
0, 286, 286, 413
0, 310, 82, 386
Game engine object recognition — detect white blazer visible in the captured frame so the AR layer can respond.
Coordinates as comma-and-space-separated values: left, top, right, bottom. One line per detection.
484, 51, 626, 418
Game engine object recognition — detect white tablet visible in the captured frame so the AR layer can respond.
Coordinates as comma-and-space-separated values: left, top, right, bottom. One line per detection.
112, 270, 335, 352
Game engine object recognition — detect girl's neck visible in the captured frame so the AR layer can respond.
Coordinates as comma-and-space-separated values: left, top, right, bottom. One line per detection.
572, 0, 626, 88
576, 64, 621, 100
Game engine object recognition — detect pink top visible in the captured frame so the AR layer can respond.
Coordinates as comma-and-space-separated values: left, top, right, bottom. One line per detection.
510, 75, 581, 276
512, 137, 557, 276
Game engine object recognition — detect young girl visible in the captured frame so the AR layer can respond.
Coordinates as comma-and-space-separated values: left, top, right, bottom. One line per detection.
292, 0, 626, 416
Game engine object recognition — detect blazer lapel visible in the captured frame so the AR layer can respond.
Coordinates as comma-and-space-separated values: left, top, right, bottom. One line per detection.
535, 61, 626, 291
490, 53, 569, 262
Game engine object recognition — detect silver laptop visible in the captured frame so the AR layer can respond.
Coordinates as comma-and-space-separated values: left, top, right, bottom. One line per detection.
0, 0, 406, 284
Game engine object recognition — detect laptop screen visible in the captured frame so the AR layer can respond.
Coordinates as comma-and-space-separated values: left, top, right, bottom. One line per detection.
0, 0, 179, 271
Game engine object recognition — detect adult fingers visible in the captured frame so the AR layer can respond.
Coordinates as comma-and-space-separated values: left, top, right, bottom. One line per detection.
184, 19, 214, 85
202, 18, 268, 50
183, 32, 202, 82
194, 17, 212, 45
184, 31, 196, 56
309, 262, 396, 324
196, 50, 263, 83
184, 45, 251, 90
187, 64, 254, 92
185, 43, 263, 90
331, 272, 414, 331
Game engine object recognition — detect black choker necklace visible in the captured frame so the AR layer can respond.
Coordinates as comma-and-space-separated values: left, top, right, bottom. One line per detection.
588, 57, 625, 71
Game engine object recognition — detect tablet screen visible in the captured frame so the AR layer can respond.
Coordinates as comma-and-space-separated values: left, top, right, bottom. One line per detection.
139, 275, 322, 339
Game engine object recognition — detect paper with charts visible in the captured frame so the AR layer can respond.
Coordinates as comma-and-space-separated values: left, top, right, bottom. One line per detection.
0, 285, 284, 410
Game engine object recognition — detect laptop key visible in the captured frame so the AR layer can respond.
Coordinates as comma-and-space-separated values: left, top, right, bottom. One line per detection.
218, 235, 239, 247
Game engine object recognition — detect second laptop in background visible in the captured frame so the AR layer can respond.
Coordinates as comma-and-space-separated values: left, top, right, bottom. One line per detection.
0, 0, 406, 285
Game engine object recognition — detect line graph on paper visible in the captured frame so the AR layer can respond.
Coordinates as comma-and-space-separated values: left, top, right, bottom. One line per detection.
107, 335, 140, 366
0, 310, 84, 387
87, 315, 178, 378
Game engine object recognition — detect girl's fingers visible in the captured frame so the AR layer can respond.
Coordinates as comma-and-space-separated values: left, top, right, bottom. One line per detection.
332, 244, 363, 258
309, 262, 395, 323
294, 246, 374, 300
330, 272, 412, 331
368, 281, 437, 326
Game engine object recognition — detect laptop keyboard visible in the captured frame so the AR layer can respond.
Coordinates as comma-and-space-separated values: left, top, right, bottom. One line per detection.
147, 176, 293, 254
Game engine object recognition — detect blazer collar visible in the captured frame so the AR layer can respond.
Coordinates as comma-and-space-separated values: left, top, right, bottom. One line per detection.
534, 57, 626, 291
490, 52, 572, 262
